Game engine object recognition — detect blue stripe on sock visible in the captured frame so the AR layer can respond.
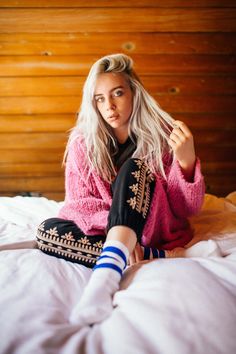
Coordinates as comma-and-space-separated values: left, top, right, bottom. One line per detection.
98, 255, 116, 261
152, 248, 159, 258
102, 246, 127, 264
93, 262, 122, 276
144, 247, 150, 260
159, 250, 165, 258
97, 255, 126, 271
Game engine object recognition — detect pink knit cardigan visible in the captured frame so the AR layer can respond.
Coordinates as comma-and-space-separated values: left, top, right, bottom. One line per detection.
58, 136, 205, 250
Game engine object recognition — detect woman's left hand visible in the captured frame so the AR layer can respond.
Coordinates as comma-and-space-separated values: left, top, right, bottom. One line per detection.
168, 120, 196, 179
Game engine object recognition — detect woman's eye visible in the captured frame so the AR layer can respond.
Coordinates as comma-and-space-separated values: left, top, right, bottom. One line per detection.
95, 97, 104, 103
114, 90, 123, 97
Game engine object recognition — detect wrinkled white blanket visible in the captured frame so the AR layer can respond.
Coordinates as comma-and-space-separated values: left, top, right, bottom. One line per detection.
0, 193, 236, 354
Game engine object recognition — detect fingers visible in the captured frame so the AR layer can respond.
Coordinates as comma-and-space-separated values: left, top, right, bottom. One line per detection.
134, 243, 144, 262
169, 130, 184, 144
173, 120, 192, 136
129, 252, 136, 266
169, 120, 193, 146
168, 120, 196, 175
128, 243, 144, 265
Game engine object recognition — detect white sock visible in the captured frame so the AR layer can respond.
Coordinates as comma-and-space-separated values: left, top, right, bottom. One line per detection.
69, 240, 129, 326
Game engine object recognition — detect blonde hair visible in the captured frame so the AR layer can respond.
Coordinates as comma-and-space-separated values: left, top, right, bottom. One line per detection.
65, 53, 175, 182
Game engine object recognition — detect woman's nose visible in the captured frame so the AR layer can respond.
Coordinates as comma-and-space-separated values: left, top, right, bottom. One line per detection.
106, 97, 116, 110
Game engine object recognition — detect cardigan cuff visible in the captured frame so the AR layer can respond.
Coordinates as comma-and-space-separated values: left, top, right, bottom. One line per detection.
171, 157, 203, 186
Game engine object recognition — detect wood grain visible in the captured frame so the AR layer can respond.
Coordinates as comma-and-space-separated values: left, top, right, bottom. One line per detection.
0, 2, 235, 198
0, 163, 63, 177
1, 33, 235, 55
0, 133, 68, 149
0, 177, 64, 192
1, 95, 235, 114
1, 55, 235, 76
1, 76, 235, 96
1, 1, 236, 8
1, 161, 235, 177
0, 145, 235, 164
0, 149, 64, 163
0, 130, 234, 149
1, 113, 236, 133
0, 114, 76, 132
1, 8, 236, 33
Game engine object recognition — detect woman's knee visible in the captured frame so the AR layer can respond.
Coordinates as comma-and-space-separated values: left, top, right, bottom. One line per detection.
108, 159, 155, 242
36, 218, 105, 268
37, 217, 77, 237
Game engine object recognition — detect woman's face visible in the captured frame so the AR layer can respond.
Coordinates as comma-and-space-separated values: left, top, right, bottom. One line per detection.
94, 72, 133, 143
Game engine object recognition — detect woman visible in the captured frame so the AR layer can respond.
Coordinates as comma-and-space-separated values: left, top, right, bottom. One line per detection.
36, 53, 205, 326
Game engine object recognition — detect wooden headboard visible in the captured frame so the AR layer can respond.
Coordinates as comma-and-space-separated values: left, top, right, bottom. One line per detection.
0, 0, 235, 201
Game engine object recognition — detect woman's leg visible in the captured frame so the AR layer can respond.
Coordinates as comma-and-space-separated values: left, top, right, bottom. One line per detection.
70, 158, 155, 325
36, 217, 105, 267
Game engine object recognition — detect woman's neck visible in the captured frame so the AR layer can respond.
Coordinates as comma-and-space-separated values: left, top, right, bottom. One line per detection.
114, 130, 129, 144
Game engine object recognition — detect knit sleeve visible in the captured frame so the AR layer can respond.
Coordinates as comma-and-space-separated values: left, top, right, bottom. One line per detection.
58, 137, 111, 235
166, 157, 205, 218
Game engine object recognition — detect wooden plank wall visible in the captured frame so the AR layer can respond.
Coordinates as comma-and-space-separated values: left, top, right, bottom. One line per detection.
0, 0, 236, 201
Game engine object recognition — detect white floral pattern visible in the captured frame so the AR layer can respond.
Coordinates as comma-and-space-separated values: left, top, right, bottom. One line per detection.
46, 227, 59, 237
61, 232, 75, 241
94, 240, 104, 249
126, 159, 154, 218
127, 197, 137, 209
38, 222, 45, 232
79, 236, 91, 246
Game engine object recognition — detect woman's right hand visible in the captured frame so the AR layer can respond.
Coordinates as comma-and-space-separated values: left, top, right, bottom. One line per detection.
128, 242, 144, 265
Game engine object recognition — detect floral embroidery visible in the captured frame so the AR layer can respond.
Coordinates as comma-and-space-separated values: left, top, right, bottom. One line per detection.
129, 183, 139, 194
36, 227, 103, 266
132, 170, 140, 181
46, 227, 59, 237
61, 232, 75, 241
146, 170, 155, 183
127, 196, 137, 209
79, 236, 91, 245
38, 222, 45, 232
127, 160, 154, 218
134, 159, 143, 168
94, 240, 104, 249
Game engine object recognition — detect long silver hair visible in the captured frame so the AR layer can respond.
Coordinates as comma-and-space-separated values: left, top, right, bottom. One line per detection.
65, 53, 175, 182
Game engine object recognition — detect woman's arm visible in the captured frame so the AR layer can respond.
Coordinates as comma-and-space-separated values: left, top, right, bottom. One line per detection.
58, 138, 112, 235
168, 120, 196, 181
166, 121, 205, 218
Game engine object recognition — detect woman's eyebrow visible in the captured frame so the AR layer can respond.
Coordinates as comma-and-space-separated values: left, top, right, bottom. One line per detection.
94, 86, 124, 97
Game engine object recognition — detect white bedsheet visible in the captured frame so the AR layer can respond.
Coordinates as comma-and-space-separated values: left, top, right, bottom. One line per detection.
0, 194, 236, 354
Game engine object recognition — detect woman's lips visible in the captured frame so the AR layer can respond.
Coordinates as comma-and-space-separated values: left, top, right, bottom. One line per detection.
108, 114, 119, 121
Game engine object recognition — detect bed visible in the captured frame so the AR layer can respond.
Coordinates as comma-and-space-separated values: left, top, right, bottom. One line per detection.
0, 193, 236, 354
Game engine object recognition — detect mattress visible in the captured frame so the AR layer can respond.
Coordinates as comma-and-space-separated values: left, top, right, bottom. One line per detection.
0, 193, 236, 354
